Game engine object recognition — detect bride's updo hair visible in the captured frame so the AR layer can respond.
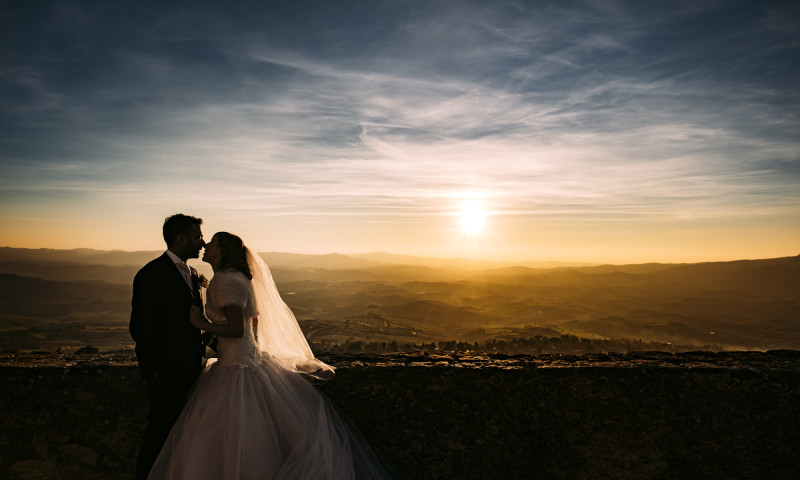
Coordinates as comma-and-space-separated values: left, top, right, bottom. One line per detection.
214, 232, 253, 280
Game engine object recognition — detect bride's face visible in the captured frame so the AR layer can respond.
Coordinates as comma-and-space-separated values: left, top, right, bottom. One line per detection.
202, 235, 221, 268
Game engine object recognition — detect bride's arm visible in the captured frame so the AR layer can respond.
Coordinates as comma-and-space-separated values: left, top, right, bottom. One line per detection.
190, 305, 245, 338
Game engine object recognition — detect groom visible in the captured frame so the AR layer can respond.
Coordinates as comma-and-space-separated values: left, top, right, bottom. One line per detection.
130, 213, 207, 480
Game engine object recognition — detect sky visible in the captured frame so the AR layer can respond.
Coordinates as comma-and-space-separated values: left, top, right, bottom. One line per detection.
1, 0, 798, 264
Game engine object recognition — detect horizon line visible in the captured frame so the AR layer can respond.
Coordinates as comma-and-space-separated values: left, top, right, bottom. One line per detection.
1, 245, 797, 267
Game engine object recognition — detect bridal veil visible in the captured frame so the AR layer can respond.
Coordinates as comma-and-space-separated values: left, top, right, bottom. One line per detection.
246, 248, 335, 382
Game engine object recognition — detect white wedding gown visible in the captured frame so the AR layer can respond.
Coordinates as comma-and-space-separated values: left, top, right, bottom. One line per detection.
148, 269, 393, 479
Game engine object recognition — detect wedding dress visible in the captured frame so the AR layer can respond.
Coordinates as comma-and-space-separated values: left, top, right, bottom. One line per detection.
147, 250, 394, 479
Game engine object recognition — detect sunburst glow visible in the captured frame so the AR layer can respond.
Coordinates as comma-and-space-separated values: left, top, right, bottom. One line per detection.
459, 203, 486, 234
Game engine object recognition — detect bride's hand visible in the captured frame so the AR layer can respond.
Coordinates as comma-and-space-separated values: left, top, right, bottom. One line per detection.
190, 306, 208, 330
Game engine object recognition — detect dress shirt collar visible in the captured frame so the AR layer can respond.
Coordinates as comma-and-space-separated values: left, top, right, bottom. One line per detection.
165, 249, 185, 265
165, 249, 192, 287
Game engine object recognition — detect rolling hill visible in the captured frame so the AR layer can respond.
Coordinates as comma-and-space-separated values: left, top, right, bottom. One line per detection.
0, 247, 797, 352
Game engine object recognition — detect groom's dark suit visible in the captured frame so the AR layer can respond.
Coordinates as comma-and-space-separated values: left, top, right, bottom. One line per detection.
130, 252, 205, 480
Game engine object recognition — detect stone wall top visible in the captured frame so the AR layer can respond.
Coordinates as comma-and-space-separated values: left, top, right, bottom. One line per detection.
2, 349, 798, 370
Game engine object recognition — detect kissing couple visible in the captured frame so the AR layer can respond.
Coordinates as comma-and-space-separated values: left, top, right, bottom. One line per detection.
129, 214, 395, 479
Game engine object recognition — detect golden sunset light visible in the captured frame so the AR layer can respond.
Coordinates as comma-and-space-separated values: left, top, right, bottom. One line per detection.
1, 4, 799, 478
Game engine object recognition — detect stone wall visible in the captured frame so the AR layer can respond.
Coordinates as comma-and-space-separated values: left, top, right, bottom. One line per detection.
1, 351, 799, 479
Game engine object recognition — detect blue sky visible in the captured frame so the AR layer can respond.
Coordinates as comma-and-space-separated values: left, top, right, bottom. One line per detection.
1, 0, 798, 262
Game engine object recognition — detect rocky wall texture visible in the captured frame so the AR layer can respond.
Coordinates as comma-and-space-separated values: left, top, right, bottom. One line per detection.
1, 351, 799, 480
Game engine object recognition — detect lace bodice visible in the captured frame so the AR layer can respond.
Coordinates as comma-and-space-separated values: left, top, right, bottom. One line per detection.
205, 269, 261, 367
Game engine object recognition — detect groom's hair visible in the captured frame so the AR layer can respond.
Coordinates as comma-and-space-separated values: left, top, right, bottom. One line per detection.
163, 214, 203, 246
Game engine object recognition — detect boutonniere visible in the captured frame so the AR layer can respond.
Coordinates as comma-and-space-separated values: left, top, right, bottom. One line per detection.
197, 274, 209, 289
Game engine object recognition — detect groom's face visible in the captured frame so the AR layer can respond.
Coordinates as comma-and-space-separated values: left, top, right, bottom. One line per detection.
182, 224, 205, 259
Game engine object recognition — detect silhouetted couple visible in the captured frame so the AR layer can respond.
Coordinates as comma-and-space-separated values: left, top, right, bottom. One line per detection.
130, 214, 393, 479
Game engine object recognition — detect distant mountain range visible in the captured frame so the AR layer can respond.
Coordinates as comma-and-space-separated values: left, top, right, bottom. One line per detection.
0, 247, 596, 285
0, 247, 593, 270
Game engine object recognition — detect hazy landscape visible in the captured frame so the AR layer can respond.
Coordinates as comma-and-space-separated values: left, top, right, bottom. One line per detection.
1, 247, 798, 354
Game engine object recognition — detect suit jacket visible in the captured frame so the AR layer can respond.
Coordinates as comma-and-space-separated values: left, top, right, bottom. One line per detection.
129, 253, 205, 380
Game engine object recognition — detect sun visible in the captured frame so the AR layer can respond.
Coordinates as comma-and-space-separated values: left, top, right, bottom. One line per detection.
459, 202, 486, 234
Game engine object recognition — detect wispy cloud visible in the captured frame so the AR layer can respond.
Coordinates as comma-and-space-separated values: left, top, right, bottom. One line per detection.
0, 0, 798, 260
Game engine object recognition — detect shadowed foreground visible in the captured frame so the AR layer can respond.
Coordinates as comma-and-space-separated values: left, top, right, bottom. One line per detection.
1, 351, 798, 479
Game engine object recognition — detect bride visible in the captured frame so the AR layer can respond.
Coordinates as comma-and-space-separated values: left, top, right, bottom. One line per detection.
147, 232, 395, 479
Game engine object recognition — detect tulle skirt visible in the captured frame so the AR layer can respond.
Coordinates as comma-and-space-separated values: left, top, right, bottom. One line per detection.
147, 356, 392, 480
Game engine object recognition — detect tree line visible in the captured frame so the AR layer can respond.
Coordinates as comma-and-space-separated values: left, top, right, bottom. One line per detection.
310, 334, 723, 355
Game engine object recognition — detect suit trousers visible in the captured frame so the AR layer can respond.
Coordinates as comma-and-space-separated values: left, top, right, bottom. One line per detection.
135, 372, 197, 480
